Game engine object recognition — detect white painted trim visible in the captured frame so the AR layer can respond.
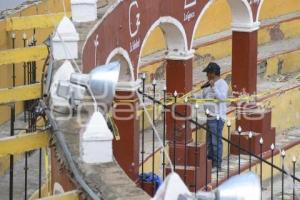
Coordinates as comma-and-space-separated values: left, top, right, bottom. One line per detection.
241, 0, 254, 22
190, 0, 214, 48
256, 0, 265, 22
106, 47, 135, 81
231, 21, 260, 32
165, 49, 195, 60
53, 182, 65, 195
116, 80, 141, 91
192, 0, 259, 45
227, 0, 258, 32
137, 16, 189, 75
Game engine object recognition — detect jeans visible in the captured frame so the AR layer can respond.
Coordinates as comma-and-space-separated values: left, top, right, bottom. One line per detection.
206, 119, 224, 168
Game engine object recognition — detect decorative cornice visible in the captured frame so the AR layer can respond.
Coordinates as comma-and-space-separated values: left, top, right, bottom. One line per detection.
165, 49, 195, 60
231, 21, 261, 32
116, 80, 141, 92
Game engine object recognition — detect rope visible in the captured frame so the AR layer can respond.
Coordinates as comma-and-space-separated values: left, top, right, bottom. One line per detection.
136, 91, 175, 172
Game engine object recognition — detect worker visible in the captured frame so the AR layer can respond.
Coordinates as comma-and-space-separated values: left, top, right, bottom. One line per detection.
193, 62, 229, 170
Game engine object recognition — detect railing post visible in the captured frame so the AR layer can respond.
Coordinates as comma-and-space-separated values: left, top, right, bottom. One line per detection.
226, 120, 231, 179
248, 131, 253, 171
162, 87, 167, 180
141, 74, 146, 188
194, 103, 199, 192
205, 109, 210, 191
270, 143, 275, 200
151, 79, 156, 192
39, 148, 42, 198
238, 126, 242, 174
293, 156, 296, 200
9, 104, 15, 200
184, 97, 188, 183
11, 32, 16, 87
259, 137, 264, 200
22, 32, 28, 123
173, 91, 177, 171
216, 115, 220, 187
281, 150, 286, 200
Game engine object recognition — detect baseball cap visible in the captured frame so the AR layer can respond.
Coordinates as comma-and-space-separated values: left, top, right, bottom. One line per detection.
202, 62, 221, 74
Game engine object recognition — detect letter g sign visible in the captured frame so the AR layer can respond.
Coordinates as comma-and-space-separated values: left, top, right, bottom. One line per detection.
129, 1, 141, 38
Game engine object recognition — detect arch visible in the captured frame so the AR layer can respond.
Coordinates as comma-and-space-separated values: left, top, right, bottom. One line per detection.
257, 0, 300, 21
106, 47, 135, 82
190, 0, 214, 47
256, 0, 265, 21
53, 182, 65, 195
227, 0, 257, 31
191, 0, 256, 43
137, 16, 189, 75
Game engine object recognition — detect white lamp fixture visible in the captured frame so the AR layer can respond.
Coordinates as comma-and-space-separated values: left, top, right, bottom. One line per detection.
80, 111, 114, 164
71, 0, 97, 23
52, 16, 79, 60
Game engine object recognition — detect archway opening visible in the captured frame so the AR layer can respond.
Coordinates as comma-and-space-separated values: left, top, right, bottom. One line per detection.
191, 0, 232, 90
106, 48, 135, 82
137, 17, 189, 94
135, 17, 191, 179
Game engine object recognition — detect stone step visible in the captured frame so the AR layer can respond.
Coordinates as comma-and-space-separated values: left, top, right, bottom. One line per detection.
166, 162, 212, 191
168, 142, 207, 167
230, 128, 276, 155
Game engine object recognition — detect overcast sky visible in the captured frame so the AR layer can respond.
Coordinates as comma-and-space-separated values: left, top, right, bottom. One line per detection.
0, 0, 28, 11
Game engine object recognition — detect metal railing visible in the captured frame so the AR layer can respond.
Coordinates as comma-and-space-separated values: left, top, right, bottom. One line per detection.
138, 77, 300, 199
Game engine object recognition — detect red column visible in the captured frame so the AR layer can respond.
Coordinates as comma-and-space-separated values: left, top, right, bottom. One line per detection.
165, 58, 211, 190
232, 31, 258, 94
165, 59, 193, 143
166, 59, 193, 95
231, 30, 275, 155
113, 90, 139, 181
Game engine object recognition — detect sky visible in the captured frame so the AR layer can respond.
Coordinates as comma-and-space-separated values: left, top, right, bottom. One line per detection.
0, 0, 28, 11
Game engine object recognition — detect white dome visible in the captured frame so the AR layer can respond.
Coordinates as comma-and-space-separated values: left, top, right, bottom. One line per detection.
53, 16, 79, 41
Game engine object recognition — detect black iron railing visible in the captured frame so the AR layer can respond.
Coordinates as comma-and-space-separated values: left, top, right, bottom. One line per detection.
138, 78, 300, 199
